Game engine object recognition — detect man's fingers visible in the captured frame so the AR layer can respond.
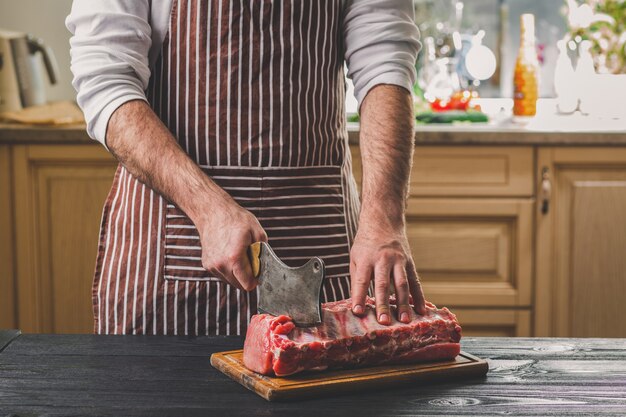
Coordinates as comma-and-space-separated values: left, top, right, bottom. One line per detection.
252, 228, 268, 243
350, 262, 372, 316
232, 251, 256, 292
393, 263, 412, 323
407, 260, 427, 315
213, 258, 246, 291
211, 266, 245, 291
374, 262, 392, 325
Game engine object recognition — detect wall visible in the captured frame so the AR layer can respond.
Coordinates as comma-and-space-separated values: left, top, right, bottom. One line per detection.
0, 0, 76, 102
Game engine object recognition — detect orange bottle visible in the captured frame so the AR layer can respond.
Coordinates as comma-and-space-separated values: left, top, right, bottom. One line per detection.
513, 14, 539, 117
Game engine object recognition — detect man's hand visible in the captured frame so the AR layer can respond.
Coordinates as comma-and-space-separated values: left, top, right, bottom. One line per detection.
196, 203, 267, 291
350, 222, 425, 325
107, 100, 267, 291
351, 84, 426, 324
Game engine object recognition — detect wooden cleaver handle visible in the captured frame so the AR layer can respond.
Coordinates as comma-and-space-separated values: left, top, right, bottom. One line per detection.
248, 242, 262, 278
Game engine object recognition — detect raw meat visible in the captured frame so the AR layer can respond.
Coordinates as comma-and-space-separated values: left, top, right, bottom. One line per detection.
243, 297, 462, 376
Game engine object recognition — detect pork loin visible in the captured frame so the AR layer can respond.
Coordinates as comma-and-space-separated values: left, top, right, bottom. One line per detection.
243, 297, 462, 376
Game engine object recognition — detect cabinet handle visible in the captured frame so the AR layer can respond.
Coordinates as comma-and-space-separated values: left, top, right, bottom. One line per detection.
541, 167, 551, 214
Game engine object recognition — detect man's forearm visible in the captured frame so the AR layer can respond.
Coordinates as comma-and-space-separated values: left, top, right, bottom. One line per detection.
358, 85, 414, 229
106, 100, 234, 227
350, 84, 425, 320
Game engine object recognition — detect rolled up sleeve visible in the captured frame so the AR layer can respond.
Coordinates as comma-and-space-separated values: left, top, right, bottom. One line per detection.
343, 0, 421, 110
66, 0, 152, 147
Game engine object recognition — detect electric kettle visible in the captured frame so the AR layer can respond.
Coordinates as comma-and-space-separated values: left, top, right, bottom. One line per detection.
0, 29, 59, 113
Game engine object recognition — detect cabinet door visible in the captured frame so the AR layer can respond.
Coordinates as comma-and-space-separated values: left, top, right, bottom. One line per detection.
536, 148, 626, 337
13, 145, 117, 333
406, 198, 533, 308
0, 146, 16, 329
453, 308, 531, 337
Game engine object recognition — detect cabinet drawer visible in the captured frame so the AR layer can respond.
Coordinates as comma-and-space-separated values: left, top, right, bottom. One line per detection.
412, 147, 534, 197
407, 198, 533, 307
349, 146, 534, 197
451, 308, 531, 337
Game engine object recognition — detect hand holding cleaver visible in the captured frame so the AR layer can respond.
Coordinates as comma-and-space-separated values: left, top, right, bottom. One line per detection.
248, 242, 325, 327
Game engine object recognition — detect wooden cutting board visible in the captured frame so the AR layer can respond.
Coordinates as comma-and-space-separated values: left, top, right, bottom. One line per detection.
211, 350, 488, 401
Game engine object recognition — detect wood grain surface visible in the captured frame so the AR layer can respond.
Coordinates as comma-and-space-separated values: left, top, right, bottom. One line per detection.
1, 335, 626, 416
211, 349, 488, 401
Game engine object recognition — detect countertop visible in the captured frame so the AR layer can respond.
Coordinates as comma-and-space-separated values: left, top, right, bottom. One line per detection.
348, 112, 626, 145
1, 330, 625, 416
0, 122, 89, 144
1, 114, 625, 146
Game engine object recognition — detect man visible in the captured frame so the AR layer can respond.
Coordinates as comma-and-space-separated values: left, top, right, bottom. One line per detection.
67, 0, 426, 336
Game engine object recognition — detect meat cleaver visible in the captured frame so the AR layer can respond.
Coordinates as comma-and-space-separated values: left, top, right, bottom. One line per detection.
248, 242, 325, 327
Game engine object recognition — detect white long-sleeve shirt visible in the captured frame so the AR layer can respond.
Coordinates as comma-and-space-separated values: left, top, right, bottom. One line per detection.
66, 0, 420, 146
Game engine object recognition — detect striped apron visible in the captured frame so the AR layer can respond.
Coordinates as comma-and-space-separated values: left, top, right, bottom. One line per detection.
93, 0, 360, 336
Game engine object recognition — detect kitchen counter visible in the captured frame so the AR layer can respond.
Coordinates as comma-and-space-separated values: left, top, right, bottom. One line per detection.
0, 122, 90, 143
1, 116, 625, 146
347, 113, 626, 146
1, 331, 625, 416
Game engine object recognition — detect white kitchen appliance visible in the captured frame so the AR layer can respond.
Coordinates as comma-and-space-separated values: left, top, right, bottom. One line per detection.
0, 29, 58, 113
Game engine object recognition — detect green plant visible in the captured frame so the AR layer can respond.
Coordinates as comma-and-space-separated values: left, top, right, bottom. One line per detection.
565, 0, 626, 73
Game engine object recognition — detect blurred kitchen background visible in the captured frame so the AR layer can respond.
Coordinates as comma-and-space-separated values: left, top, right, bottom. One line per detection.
1, 1, 625, 337
0, 0, 75, 104
2, 0, 626, 121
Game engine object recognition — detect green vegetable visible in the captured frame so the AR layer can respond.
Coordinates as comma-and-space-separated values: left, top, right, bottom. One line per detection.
415, 111, 489, 124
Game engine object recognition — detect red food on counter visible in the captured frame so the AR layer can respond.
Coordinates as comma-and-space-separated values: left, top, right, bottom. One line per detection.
429, 89, 480, 112
243, 297, 462, 376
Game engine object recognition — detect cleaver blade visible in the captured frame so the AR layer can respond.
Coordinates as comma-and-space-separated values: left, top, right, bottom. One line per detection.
248, 242, 325, 327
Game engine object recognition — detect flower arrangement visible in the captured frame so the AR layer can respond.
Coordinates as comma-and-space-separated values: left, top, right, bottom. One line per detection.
564, 0, 626, 73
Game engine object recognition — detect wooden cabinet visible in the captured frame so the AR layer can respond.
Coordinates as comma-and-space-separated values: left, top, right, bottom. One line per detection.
2, 137, 625, 337
355, 143, 626, 337
11, 145, 116, 333
406, 198, 533, 308
535, 148, 626, 337
453, 308, 531, 337
350, 144, 534, 336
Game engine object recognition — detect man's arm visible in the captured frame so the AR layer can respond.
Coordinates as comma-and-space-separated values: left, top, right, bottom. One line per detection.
106, 100, 267, 291
349, 85, 426, 324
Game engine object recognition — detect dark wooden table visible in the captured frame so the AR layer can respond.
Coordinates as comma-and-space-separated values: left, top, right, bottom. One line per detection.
1, 330, 625, 416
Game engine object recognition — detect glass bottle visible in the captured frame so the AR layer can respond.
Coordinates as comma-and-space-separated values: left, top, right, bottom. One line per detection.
513, 14, 539, 117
